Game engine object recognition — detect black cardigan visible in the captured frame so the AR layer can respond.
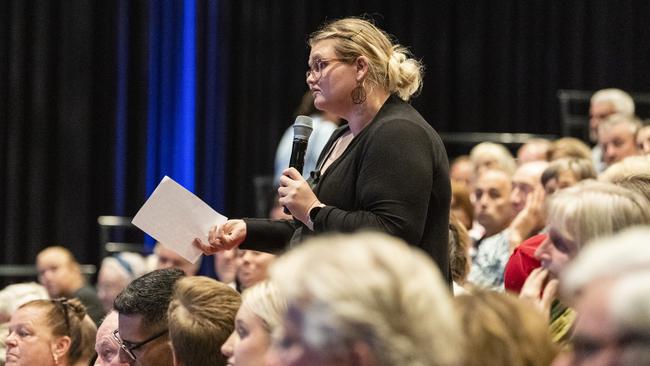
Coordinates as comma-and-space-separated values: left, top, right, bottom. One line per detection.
243, 95, 451, 280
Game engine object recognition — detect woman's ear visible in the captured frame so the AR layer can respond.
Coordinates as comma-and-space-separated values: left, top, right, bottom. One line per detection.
355, 56, 370, 82
51, 335, 72, 362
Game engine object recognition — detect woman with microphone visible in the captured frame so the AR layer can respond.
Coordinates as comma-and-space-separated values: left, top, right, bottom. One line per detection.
195, 17, 451, 279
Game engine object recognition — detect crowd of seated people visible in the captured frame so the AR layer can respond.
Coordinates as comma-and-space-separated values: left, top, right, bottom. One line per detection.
2, 86, 650, 366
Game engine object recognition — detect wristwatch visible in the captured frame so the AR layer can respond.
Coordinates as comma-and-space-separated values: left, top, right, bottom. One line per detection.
309, 205, 324, 223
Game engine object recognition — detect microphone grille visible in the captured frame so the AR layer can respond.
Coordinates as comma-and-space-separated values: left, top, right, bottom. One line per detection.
293, 115, 314, 140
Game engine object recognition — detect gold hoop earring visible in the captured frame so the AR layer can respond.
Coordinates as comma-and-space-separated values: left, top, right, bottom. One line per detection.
351, 81, 367, 104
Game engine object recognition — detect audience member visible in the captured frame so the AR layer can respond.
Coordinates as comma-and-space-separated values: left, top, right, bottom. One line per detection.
517, 138, 551, 165
540, 158, 596, 195
470, 142, 517, 176
274, 91, 340, 184
451, 182, 474, 230
599, 154, 650, 183
636, 124, 650, 154
0, 282, 49, 365
113, 268, 184, 366
37, 246, 104, 324
449, 214, 471, 294
237, 250, 275, 291
456, 290, 558, 366
598, 114, 641, 168
214, 249, 238, 288
590, 88, 636, 172
547, 137, 592, 161
168, 276, 241, 366
151, 243, 201, 276
560, 227, 650, 366
94, 310, 128, 366
470, 162, 547, 289
449, 155, 475, 189
5, 298, 96, 366
615, 174, 650, 203
221, 281, 287, 366
97, 253, 147, 313
520, 181, 650, 343
269, 232, 463, 366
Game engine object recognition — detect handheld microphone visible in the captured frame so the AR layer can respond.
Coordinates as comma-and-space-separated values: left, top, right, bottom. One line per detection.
284, 115, 313, 215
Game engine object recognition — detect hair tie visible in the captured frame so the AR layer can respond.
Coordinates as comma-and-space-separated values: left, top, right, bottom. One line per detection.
113, 254, 134, 277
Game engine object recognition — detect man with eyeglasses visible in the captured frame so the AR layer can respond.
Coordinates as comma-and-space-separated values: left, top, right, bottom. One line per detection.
113, 268, 184, 365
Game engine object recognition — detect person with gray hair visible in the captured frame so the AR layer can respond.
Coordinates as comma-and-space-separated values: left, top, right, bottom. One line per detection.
470, 142, 517, 176
97, 252, 147, 313
589, 88, 636, 172
559, 227, 650, 366
268, 232, 463, 366
598, 115, 642, 168
540, 157, 596, 195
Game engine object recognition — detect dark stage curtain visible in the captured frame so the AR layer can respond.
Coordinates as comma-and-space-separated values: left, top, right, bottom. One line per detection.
2, 0, 649, 269
0, 1, 149, 269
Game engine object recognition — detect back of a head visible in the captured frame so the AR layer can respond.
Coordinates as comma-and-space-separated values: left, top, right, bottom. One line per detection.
114, 268, 185, 328
470, 142, 517, 175
548, 137, 592, 161
547, 180, 650, 249
168, 276, 241, 366
270, 232, 462, 366
241, 280, 287, 334
0, 282, 49, 317
309, 17, 423, 101
591, 88, 635, 116
599, 155, 650, 183
455, 290, 557, 366
20, 298, 94, 365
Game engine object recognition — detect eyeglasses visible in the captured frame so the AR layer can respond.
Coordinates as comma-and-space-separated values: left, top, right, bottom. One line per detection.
306, 58, 350, 81
112, 328, 168, 360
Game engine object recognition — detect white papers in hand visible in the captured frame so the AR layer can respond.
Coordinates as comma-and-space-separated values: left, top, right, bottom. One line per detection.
132, 176, 227, 263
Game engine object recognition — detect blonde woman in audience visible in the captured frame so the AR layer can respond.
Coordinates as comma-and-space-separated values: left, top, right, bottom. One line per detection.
521, 181, 650, 343
268, 232, 463, 366
220, 280, 286, 366
5, 298, 96, 366
456, 290, 558, 366
96, 252, 147, 313
0, 283, 49, 365
470, 142, 517, 176
168, 276, 241, 366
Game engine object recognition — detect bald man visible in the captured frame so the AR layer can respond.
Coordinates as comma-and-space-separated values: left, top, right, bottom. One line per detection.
36, 246, 105, 324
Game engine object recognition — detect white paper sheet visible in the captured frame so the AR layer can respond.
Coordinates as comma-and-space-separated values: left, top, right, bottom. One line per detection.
132, 176, 227, 263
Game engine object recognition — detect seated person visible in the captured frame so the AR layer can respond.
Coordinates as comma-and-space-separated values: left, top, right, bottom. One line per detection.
0, 282, 49, 365
5, 298, 96, 366
517, 138, 551, 165
113, 268, 185, 366
168, 276, 241, 366
221, 281, 286, 366
598, 115, 641, 168
269, 232, 463, 366
456, 290, 557, 366
94, 310, 128, 366
37, 246, 104, 324
236, 250, 275, 291
96, 252, 147, 313
150, 242, 201, 276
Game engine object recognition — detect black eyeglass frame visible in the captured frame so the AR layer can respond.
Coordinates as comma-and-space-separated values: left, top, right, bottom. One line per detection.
112, 328, 168, 360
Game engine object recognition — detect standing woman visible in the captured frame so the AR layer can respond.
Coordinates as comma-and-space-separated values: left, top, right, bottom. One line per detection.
5, 298, 96, 366
196, 17, 451, 279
